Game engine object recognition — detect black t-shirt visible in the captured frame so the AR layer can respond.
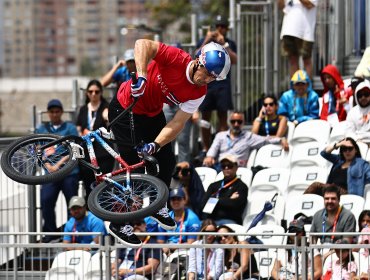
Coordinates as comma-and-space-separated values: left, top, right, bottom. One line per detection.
327, 166, 348, 190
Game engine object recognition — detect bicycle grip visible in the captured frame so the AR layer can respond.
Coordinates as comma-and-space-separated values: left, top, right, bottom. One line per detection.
130, 72, 138, 84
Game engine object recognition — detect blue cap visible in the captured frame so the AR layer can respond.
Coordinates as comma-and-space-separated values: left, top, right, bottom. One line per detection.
47, 99, 63, 110
170, 188, 185, 199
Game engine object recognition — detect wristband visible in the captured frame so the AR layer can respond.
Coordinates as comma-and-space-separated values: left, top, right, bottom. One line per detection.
255, 117, 262, 122
333, 142, 338, 150
154, 141, 161, 152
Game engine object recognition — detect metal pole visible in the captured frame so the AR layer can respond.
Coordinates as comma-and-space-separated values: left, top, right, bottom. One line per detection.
190, 13, 197, 46
229, 0, 236, 31
273, 0, 279, 96
72, 79, 78, 111
236, 4, 242, 111
27, 185, 37, 243
31, 105, 37, 133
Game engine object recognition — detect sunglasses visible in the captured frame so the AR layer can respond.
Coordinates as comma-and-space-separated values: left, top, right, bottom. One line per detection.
175, 166, 191, 177
88, 90, 101, 94
230, 119, 243, 124
221, 163, 236, 170
357, 91, 370, 99
294, 82, 307, 86
263, 102, 275, 107
341, 146, 354, 152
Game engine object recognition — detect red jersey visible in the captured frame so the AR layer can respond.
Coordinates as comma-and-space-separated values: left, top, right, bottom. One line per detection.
117, 43, 207, 117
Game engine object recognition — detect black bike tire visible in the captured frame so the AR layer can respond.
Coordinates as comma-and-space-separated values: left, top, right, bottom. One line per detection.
88, 174, 169, 223
1, 134, 78, 185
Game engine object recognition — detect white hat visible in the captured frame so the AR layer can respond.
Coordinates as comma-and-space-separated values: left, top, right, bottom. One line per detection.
124, 49, 135, 61
355, 80, 370, 95
68, 196, 86, 209
219, 154, 238, 164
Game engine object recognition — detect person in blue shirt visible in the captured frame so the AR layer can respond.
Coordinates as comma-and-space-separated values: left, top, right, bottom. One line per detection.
63, 196, 107, 250
36, 99, 80, 243
157, 188, 201, 254
100, 49, 137, 89
277, 69, 320, 126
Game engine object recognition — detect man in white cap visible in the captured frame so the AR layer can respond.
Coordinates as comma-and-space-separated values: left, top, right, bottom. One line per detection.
63, 196, 107, 250
100, 49, 137, 88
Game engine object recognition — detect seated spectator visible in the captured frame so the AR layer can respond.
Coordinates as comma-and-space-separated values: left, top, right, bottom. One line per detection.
271, 217, 322, 280
203, 111, 288, 170
111, 219, 160, 280
157, 188, 201, 254
188, 219, 224, 280
217, 225, 259, 280
310, 185, 356, 244
320, 137, 370, 197
201, 154, 248, 225
354, 210, 370, 258
346, 80, 370, 141
63, 196, 107, 250
171, 161, 205, 217
277, 69, 319, 126
320, 64, 352, 125
251, 95, 288, 138
322, 239, 357, 280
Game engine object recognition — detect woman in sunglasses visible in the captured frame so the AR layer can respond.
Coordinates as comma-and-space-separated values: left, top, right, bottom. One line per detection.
252, 95, 287, 138
320, 137, 370, 197
188, 219, 224, 280
76, 79, 114, 198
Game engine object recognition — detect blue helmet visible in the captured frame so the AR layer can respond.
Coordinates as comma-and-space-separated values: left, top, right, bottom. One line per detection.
197, 42, 231, 81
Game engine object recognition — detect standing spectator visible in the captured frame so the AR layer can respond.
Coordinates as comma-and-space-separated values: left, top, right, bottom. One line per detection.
36, 99, 79, 243
278, 0, 318, 78
195, 15, 237, 157
277, 69, 320, 125
310, 185, 356, 244
201, 154, 248, 225
63, 196, 107, 250
111, 219, 161, 280
171, 161, 205, 217
76, 80, 115, 198
100, 49, 137, 88
157, 188, 201, 254
251, 95, 288, 139
320, 64, 352, 124
203, 111, 288, 170
346, 80, 370, 139
187, 219, 224, 280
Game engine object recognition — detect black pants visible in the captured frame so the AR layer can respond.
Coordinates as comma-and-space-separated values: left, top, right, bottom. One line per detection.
108, 94, 176, 187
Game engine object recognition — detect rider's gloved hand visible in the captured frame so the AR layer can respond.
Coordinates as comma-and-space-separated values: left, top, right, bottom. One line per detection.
131, 76, 147, 98
137, 142, 161, 158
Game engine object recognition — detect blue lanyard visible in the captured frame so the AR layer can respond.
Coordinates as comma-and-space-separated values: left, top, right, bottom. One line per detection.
264, 117, 270, 136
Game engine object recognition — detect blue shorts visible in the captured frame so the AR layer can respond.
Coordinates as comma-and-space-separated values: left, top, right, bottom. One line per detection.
199, 82, 233, 112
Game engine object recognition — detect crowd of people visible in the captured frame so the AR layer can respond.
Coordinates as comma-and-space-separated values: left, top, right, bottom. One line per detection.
30, 8, 370, 280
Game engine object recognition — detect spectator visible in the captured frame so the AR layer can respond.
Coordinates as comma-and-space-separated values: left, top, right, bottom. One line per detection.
63, 196, 107, 250
203, 111, 288, 170
323, 239, 357, 280
346, 80, 370, 140
310, 185, 356, 244
111, 219, 161, 280
358, 210, 370, 231
171, 161, 205, 217
157, 188, 201, 254
320, 64, 352, 124
277, 69, 320, 126
76, 79, 115, 198
271, 217, 322, 280
320, 137, 370, 196
188, 219, 224, 280
251, 95, 289, 149
195, 15, 237, 157
217, 225, 259, 280
36, 99, 79, 243
278, 0, 318, 78
201, 154, 248, 225
353, 210, 370, 259
100, 49, 136, 88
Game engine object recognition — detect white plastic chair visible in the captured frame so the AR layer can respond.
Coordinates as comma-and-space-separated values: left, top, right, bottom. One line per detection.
286, 166, 328, 199
215, 167, 253, 187
340, 194, 365, 231
253, 249, 277, 278
353, 250, 369, 275
290, 142, 328, 169
45, 250, 92, 280
243, 194, 285, 229
247, 224, 285, 245
223, 223, 249, 242
84, 251, 114, 280
253, 144, 292, 168
290, 120, 331, 146
286, 121, 295, 143
357, 141, 369, 159
283, 194, 324, 226
329, 120, 350, 143
249, 168, 290, 198
195, 167, 217, 191
246, 149, 257, 168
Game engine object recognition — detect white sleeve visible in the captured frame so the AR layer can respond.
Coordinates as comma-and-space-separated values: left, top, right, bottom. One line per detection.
179, 96, 206, 114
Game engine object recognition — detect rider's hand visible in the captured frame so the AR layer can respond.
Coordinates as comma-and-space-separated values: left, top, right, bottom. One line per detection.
137, 142, 160, 158
131, 76, 147, 98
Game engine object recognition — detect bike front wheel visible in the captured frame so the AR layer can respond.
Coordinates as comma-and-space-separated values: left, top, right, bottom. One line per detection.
88, 174, 169, 223
1, 134, 78, 185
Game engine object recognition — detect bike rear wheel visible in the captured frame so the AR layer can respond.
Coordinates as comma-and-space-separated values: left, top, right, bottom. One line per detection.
88, 174, 169, 223
1, 134, 78, 185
